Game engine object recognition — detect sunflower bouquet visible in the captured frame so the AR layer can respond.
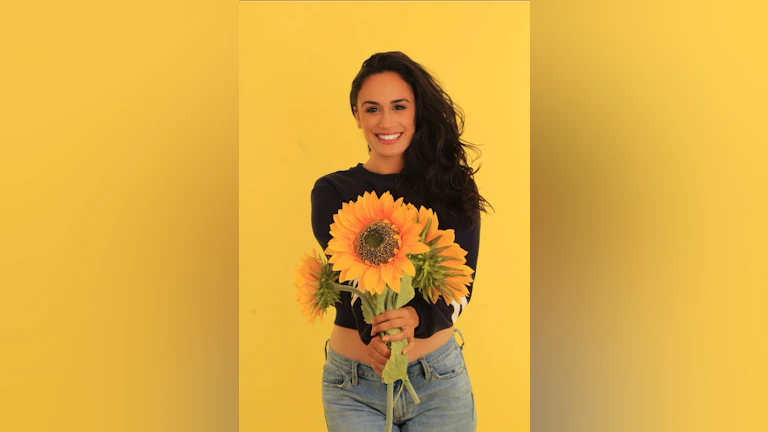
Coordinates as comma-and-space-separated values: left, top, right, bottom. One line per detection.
294, 191, 474, 432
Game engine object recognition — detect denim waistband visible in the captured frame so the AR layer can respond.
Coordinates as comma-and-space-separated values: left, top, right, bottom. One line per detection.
324, 328, 465, 383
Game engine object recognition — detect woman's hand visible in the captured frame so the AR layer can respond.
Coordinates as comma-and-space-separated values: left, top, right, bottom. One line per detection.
366, 335, 391, 376
370, 306, 420, 356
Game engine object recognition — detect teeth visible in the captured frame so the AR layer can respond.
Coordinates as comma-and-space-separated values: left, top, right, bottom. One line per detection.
377, 133, 402, 140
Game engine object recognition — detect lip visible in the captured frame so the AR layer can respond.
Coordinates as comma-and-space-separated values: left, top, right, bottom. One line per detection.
375, 132, 404, 145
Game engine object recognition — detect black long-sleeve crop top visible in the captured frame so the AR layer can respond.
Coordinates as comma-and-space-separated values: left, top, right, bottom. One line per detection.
310, 163, 481, 346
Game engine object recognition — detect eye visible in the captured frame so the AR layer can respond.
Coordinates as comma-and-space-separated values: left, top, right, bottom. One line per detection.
394, 105, 406, 110
365, 107, 379, 113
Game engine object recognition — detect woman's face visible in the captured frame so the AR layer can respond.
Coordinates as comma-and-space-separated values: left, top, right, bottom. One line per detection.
354, 72, 416, 162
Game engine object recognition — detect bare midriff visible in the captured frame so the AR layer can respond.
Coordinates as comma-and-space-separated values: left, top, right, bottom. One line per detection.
330, 325, 456, 365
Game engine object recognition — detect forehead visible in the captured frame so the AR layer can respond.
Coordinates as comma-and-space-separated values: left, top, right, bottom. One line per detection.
357, 72, 414, 102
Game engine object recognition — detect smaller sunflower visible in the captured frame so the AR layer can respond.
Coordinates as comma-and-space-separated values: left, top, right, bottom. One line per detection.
294, 249, 340, 323
410, 206, 475, 306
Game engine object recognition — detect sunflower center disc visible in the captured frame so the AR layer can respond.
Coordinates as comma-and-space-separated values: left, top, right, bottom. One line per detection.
355, 219, 398, 266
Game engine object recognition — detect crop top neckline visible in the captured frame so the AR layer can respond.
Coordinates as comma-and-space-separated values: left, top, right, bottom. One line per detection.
354, 163, 399, 180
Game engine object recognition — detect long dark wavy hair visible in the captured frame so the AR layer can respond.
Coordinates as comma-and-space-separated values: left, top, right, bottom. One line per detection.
349, 51, 493, 228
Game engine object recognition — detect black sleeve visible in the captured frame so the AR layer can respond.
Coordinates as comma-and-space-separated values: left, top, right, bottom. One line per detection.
310, 178, 357, 330
311, 178, 342, 254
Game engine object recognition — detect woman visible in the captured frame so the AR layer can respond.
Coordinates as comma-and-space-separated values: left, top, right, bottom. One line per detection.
311, 51, 491, 431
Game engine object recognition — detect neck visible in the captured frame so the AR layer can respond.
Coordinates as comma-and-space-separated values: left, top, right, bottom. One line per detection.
363, 155, 403, 175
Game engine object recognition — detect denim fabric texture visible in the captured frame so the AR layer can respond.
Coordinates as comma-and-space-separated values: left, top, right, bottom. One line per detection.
321, 329, 477, 431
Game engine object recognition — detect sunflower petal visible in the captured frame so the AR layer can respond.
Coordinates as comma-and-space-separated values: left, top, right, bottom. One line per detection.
332, 253, 357, 270
356, 194, 373, 222
380, 263, 395, 291
404, 241, 430, 255
399, 221, 423, 239
345, 260, 367, 282
370, 193, 384, 220
391, 205, 408, 229
327, 237, 352, 253
357, 267, 369, 292
339, 205, 362, 231
439, 229, 456, 245
363, 267, 381, 294
396, 255, 416, 277
388, 273, 401, 293
380, 192, 395, 218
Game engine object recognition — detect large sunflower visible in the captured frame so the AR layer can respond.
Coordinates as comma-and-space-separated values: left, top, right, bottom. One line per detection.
410, 205, 475, 305
294, 250, 340, 323
325, 191, 429, 295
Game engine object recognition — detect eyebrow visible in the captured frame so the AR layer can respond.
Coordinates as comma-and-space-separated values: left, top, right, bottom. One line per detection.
361, 98, 411, 106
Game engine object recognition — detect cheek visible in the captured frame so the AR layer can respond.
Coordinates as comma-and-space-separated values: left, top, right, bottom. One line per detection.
405, 113, 416, 130
365, 118, 381, 133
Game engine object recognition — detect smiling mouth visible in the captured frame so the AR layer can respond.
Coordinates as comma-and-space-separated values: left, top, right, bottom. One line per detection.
375, 132, 403, 143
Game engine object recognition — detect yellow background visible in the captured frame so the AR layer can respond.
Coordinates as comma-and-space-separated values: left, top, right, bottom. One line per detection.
240, 1, 530, 431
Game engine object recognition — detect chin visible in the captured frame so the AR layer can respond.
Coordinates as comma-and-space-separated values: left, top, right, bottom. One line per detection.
372, 146, 408, 158
370, 140, 411, 158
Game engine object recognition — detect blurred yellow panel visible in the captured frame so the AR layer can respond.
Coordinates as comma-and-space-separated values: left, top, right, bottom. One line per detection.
532, 2, 768, 431
0, 2, 238, 431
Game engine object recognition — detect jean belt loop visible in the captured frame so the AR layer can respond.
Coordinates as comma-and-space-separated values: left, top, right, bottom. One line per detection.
419, 357, 431, 380
324, 339, 330, 361
454, 328, 466, 350
351, 361, 359, 386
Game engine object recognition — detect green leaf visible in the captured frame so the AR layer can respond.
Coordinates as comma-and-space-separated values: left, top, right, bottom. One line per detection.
395, 273, 415, 309
360, 292, 377, 324
430, 245, 452, 255
419, 217, 432, 242
421, 287, 436, 304
376, 290, 387, 315
381, 339, 409, 384
384, 286, 398, 311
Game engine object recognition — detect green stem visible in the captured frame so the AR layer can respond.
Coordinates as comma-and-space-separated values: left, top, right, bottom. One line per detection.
403, 379, 421, 404
334, 284, 376, 315
385, 382, 394, 432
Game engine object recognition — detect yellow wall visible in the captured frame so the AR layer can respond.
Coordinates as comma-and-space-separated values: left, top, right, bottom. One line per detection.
240, 2, 529, 431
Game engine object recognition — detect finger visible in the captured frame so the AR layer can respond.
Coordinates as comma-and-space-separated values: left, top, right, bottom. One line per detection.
382, 330, 413, 343
373, 341, 390, 358
369, 355, 386, 374
375, 343, 391, 359
371, 337, 392, 358
370, 310, 417, 335
372, 318, 411, 335
369, 310, 391, 326
370, 309, 407, 326
372, 319, 410, 335
402, 335, 415, 354
370, 358, 383, 375
371, 350, 389, 365
369, 344, 389, 364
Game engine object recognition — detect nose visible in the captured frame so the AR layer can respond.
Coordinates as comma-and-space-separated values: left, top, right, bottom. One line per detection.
379, 110, 393, 128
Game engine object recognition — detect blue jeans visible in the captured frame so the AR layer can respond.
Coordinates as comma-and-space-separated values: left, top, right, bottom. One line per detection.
322, 329, 477, 431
